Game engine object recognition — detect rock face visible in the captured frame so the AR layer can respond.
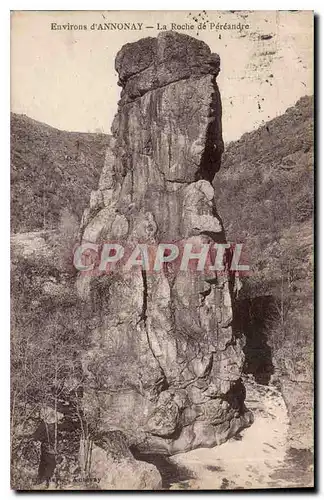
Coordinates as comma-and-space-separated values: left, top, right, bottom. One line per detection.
78, 32, 252, 456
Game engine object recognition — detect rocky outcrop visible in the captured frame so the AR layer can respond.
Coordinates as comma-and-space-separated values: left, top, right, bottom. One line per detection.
78, 32, 252, 457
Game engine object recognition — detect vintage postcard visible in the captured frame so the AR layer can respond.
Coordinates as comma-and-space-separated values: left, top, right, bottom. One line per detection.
10, 10, 314, 490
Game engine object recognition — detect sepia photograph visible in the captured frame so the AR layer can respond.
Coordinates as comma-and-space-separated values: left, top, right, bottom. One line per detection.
10, 10, 314, 491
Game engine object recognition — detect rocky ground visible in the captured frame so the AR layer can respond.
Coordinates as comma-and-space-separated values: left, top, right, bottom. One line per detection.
164, 380, 314, 490
22, 379, 314, 491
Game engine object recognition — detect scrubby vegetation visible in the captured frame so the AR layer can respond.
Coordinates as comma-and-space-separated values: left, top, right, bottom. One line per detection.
10, 208, 97, 488
11, 114, 110, 233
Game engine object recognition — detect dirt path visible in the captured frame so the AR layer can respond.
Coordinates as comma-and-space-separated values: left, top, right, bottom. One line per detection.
167, 381, 313, 490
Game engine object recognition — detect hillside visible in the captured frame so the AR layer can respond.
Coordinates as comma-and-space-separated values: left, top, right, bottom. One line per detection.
215, 95, 314, 450
11, 114, 111, 233
218, 95, 313, 246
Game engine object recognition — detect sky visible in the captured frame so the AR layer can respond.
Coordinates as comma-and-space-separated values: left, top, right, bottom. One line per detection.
11, 10, 313, 143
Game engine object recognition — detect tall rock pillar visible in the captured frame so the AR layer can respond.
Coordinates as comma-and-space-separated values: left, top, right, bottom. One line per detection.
78, 32, 253, 455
